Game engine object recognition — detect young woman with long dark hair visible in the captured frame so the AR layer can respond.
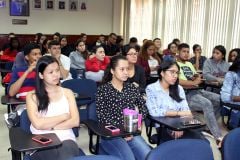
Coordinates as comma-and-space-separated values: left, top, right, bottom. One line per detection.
146, 61, 204, 141
69, 39, 89, 70
137, 40, 161, 85
221, 50, 240, 104
26, 56, 80, 160
96, 55, 151, 160
203, 45, 230, 85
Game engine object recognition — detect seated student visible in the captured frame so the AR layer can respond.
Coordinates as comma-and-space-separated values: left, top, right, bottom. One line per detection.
60, 36, 74, 57
34, 33, 43, 44
177, 43, 223, 144
146, 61, 204, 141
41, 39, 51, 55
122, 46, 146, 94
162, 42, 178, 62
0, 37, 21, 62
47, 40, 72, 81
69, 40, 88, 70
53, 32, 61, 42
8, 43, 42, 98
26, 56, 80, 160
102, 33, 120, 56
137, 40, 161, 85
221, 51, 240, 105
95, 34, 105, 46
189, 44, 207, 71
123, 37, 140, 54
96, 55, 151, 160
85, 46, 110, 82
153, 38, 163, 60
0, 32, 15, 53
203, 45, 230, 85
221, 51, 240, 128
227, 48, 240, 65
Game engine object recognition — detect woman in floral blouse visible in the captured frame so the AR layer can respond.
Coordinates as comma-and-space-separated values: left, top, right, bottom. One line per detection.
96, 55, 150, 160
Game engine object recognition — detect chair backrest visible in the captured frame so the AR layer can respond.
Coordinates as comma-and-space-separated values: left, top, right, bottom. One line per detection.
70, 68, 78, 79
222, 128, 240, 160
87, 101, 98, 121
20, 109, 31, 134
71, 155, 121, 160
20, 110, 79, 137
61, 79, 97, 106
70, 68, 86, 79
146, 139, 214, 160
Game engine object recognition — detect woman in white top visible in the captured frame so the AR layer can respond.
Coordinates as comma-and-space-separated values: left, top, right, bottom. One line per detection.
137, 40, 161, 85
26, 56, 80, 160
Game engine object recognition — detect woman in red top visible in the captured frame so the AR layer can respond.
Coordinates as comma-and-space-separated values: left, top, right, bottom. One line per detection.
85, 46, 110, 82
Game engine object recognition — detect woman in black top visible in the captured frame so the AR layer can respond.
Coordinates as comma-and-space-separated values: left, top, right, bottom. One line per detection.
122, 46, 146, 94
96, 55, 150, 160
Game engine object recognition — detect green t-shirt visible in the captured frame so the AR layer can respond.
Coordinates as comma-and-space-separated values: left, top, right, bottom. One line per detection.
177, 61, 196, 80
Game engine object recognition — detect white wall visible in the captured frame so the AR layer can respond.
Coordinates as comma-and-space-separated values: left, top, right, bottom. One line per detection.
0, 0, 120, 35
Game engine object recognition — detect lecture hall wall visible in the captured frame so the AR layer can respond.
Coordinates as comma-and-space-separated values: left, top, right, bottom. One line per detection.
0, 0, 123, 35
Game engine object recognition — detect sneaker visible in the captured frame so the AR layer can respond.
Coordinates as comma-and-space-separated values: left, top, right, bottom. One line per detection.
201, 131, 215, 139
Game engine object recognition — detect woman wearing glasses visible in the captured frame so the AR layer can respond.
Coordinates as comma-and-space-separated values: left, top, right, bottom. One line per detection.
122, 47, 146, 94
146, 61, 204, 141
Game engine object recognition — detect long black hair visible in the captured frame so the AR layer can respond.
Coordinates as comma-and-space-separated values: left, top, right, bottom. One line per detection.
157, 61, 183, 102
229, 49, 240, 73
228, 48, 240, 62
35, 56, 59, 112
102, 55, 127, 84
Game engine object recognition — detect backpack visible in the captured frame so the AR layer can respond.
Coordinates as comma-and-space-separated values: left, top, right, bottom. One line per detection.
7, 111, 20, 128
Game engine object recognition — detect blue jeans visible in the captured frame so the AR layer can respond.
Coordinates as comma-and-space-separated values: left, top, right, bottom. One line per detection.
100, 136, 151, 160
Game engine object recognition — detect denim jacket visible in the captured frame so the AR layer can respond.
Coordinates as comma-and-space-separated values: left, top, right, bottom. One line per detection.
221, 71, 240, 104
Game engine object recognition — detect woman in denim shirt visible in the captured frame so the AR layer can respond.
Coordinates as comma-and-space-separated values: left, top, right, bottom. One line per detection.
221, 49, 240, 104
146, 61, 203, 141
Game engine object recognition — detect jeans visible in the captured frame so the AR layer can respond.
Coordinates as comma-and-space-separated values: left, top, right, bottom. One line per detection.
30, 140, 80, 160
100, 136, 151, 160
186, 89, 222, 139
156, 128, 205, 143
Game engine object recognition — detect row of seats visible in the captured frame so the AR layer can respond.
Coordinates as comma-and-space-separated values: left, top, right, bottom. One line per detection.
18, 94, 240, 160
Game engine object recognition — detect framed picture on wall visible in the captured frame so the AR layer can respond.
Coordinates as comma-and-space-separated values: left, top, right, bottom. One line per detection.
79, 0, 87, 11
0, 0, 6, 8
46, 0, 54, 10
58, 0, 65, 10
33, 0, 42, 9
10, 0, 30, 16
69, 0, 77, 11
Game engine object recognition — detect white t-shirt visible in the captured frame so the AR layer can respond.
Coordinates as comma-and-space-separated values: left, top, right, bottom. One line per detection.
148, 56, 159, 76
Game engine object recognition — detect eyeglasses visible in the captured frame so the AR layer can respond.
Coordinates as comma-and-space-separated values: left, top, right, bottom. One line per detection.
166, 70, 180, 76
127, 52, 138, 56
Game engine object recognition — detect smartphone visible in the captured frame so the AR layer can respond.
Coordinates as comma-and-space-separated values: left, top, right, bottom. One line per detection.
32, 135, 52, 145
105, 125, 120, 133
182, 119, 201, 126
